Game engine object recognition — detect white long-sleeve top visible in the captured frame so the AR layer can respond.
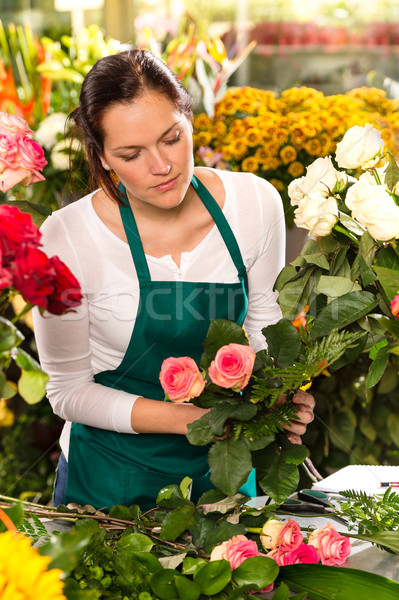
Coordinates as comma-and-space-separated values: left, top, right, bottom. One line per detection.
33, 168, 286, 457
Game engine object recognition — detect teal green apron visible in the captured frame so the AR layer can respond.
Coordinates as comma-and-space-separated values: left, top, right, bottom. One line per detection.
65, 175, 256, 510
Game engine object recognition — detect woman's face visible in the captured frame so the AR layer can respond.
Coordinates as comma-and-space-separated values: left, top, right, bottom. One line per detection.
100, 90, 194, 211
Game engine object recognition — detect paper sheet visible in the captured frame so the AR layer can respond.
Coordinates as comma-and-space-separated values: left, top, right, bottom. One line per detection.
312, 465, 399, 496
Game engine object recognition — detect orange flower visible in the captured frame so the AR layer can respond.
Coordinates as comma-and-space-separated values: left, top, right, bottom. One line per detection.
391, 294, 399, 317
292, 305, 308, 332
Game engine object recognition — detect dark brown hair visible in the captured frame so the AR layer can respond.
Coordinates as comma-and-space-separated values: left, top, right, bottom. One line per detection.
68, 48, 193, 203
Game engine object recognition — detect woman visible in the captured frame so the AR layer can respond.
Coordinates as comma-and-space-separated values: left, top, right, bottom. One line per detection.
33, 49, 314, 511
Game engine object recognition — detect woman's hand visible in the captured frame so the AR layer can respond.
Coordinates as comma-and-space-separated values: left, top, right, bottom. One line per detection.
278, 389, 315, 444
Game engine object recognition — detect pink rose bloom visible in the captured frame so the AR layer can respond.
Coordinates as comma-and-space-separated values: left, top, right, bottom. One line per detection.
15, 135, 47, 180
208, 343, 255, 391
159, 356, 205, 402
272, 542, 319, 566
260, 518, 303, 552
391, 294, 399, 318
0, 111, 33, 136
210, 535, 273, 594
0, 132, 18, 170
308, 523, 351, 566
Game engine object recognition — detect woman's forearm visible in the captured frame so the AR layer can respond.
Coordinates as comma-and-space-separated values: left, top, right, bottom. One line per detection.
131, 396, 209, 434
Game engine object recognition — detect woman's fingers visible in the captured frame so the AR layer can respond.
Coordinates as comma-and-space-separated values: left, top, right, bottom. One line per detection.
278, 390, 316, 440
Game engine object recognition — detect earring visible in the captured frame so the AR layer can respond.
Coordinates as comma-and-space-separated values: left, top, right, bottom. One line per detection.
103, 163, 110, 171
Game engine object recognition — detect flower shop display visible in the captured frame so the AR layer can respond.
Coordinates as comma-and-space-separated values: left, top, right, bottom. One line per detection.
0, 111, 83, 406
193, 85, 399, 225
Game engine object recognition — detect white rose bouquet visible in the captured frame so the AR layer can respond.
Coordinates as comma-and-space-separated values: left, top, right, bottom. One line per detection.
276, 123, 399, 389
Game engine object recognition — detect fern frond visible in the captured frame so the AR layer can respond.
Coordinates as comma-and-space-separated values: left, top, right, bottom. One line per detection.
305, 329, 363, 367
18, 513, 51, 544
241, 402, 297, 441
252, 364, 317, 404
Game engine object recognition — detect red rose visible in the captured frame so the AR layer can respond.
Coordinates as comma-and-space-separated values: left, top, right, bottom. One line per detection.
46, 256, 83, 315
11, 247, 56, 308
0, 205, 42, 264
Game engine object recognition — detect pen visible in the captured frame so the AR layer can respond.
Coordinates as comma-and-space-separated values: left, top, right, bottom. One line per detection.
380, 482, 399, 487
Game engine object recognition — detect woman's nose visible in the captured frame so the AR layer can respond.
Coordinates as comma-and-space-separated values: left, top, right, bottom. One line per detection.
150, 153, 171, 175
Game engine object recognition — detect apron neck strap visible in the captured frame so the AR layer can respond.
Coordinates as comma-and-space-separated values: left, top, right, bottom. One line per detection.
191, 175, 248, 292
118, 177, 248, 292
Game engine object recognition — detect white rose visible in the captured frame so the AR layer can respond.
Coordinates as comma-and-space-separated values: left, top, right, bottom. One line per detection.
51, 138, 80, 170
345, 179, 399, 241
335, 123, 384, 169
294, 192, 338, 237
35, 112, 68, 149
288, 157, 347, 205
260, 518, 284, 550
358, 166, 386, 186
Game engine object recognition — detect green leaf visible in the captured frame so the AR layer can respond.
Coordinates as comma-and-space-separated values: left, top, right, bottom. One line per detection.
278, 563, 399, 600
201, 319, 248, 368
175, 576, 201, 600
308, 291, 378, 341
39, 528, 92, 574
160, 505, 196, 541
262, 319, 302, 368
0, 502, 24, 532
374, 266, 399, 302
4, 199, 52, 226
272, 582, 291, 600
384, 152, 399, 191
210, 401, 258, 436
258, 461, 299, 504
338, 211, 366, 236
150, 569, 181, 600
0, 316, 23, 352
352, 529, 399, 553
109, 504, 132, 521
387, 414, 399, 447
18, 369, 49, 404
182, 557, 208, 576
314, 275, 361, 298
156, 484, 191, 509
193, 560, 232, 595
209, 438, 252, 496
366, 346, 390, 388
233, 556, 279, 590
186, 411, 214, 446
376, 245, 399, 270
283, 443, 309, 466
328, 410, 355, 451
117, 532, 154, 553
276, 266, 315, 320
180, 476, 193, 499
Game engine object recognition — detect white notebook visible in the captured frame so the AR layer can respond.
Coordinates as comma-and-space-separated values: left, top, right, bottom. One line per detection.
312, 465, 399, 496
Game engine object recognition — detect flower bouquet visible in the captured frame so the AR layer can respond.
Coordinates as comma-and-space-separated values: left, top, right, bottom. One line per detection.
160, 317, 361, 504
276, 122, 399, 390
0, 111, 83, 407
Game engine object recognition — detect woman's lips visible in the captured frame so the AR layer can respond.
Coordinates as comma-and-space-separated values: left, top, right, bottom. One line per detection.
152, 175, 179, 191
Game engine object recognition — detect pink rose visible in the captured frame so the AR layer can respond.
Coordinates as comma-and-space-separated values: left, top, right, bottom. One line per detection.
260, 518, 302, 552
15, 135, 47, 181
208, 343, 255, 391
272, 542, 319, 566
210, 535, 273, 594
159, 356, 205, 403
391, 294, 399, 318
0, 111, 33, 136
307, 523, 351, 566
0, 132, 18, 171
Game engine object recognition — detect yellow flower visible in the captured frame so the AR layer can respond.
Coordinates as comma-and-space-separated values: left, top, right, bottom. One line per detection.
195, 131, 212, 146
245, 127, 262, 147
193, 113, 212, 130
0, 399, 14, 427
0, 531, 66, 600
287, 161, 305, 178
269, 178, 284, 191
304, 138, 322, 156
231, 139, 248, 160
241, 156, 259, 173
279, 145, 297, 164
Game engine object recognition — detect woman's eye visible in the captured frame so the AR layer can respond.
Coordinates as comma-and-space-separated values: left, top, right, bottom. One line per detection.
165, 133, 181, 145
122, 152, 140, 162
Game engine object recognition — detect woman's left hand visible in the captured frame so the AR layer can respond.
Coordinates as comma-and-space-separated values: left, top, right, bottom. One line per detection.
278, 389, 315, 444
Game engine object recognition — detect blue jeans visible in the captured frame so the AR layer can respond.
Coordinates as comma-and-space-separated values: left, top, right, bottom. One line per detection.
53, 452, 67, 506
